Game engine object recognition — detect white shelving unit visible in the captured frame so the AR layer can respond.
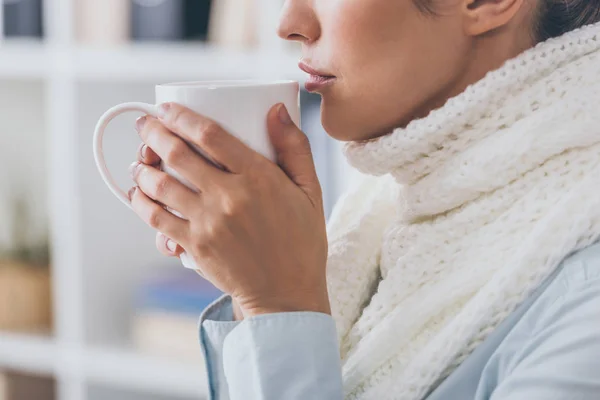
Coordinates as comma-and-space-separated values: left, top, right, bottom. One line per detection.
0, 333, 57, 376
0, 41, 304, 82
0, 1, 341, 400
82, 347, 206, 398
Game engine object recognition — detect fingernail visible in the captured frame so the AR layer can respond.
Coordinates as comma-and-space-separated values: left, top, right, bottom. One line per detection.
128, 187, 137, 201
158, 103, 171, 119
129, 162, 141, 179
166, 240, 178, 253
139, 144, 148, 160
135, 116, 147, 132
278, 104, 292, 125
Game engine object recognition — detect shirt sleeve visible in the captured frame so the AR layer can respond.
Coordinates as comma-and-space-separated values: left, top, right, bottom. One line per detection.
223, 311, 344, 400
200, 296, 344, 400
200, 295, 241, 400
490, 275, 600, 400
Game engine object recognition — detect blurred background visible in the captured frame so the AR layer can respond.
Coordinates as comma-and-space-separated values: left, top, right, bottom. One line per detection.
0, 1, 360, 399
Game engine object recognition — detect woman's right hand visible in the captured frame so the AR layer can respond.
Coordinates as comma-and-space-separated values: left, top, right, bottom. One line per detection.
133, 143, 244, 321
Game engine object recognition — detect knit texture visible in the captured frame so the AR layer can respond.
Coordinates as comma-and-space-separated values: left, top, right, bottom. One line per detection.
326, 21, 600, 400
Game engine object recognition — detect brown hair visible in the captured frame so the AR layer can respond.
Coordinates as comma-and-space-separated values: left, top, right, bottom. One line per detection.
535, 0, 600, 41
415, 0, 600, 43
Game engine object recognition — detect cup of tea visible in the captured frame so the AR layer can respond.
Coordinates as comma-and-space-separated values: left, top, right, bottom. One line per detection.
93, 80, 301, 270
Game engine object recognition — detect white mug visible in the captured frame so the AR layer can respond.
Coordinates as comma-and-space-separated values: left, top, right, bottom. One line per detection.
93, 80, 301, 270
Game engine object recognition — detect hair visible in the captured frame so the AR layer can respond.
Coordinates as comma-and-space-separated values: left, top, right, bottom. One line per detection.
535, 0, 600, 41
414, 0, 600, 43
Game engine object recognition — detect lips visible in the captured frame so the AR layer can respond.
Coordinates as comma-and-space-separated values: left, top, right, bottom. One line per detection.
298, 61, 336, 92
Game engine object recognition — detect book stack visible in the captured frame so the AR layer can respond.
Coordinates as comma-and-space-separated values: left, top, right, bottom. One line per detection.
74, 0, 285, 50
76, 0, 216, 45
132, 269, 222, 363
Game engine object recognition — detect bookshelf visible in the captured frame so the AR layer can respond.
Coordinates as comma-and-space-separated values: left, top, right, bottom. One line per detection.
0, 42, 304, 82
0, 1, 358, 399
0, 333, 57, 376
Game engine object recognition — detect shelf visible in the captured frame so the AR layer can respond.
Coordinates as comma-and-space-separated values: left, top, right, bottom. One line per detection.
70, 43, 304, 83
0, 41, 305, 83
0, 337, 207, 397
0, 332, 57, 375
0, 40, 49, 79
83, 347, 207, 398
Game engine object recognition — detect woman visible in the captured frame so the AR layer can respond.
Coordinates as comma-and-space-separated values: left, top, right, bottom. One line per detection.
127, 0, 600, 399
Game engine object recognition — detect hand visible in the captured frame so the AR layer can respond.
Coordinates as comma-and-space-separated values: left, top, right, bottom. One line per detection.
129, 103, 330, 318
135, 144, 245, 321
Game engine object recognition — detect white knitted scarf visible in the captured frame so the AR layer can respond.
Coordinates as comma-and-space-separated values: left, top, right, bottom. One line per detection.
326, 22, 600, 400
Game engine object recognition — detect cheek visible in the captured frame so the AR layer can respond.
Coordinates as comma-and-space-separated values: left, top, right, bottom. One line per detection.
329, 0, 411, 73
320, 0, 469, 140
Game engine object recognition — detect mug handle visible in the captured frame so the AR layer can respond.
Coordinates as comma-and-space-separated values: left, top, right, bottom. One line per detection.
93, 102, 201, 272
93, 102, 158, 209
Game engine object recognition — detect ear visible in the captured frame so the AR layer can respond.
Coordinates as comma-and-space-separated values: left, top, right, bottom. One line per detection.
462, 0, 525, 36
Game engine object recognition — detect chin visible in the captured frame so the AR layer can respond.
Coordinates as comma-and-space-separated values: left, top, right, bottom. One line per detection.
319, 99, 365, 142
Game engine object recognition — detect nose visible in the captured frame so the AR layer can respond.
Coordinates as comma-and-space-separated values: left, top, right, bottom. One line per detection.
277, 0, 321, 44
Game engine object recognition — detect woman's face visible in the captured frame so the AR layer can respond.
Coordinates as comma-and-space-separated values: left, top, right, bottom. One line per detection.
278, 0, 533, 141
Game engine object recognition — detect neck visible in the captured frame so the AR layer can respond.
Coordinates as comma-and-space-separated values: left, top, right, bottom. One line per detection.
345, 21, 600, 221
399, 27, 536, 132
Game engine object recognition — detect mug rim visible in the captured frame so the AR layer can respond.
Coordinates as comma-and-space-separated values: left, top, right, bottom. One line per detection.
157, 80, 298, 89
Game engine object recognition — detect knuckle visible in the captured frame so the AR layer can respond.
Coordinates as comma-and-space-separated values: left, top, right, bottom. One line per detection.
193, 242, 210, 258
221, 195, 236, 217
224, 190, 252, 218
290, 132, 312, 153
171, 108, 188, 128
163, 140, 188, 165
147, 206, 163, 229
192, 228, 212, 255
208, 217, 227, 241
196, 121, 222, 148
151, 174, 170, 198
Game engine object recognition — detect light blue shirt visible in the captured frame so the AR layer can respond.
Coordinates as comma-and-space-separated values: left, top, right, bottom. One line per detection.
199, 241, 600, 400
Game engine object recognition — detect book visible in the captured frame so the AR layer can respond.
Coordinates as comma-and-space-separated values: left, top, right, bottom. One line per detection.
132, 311, 203, 363
131, 0, 184, 41
76, 0, 130, 45
208, 0, 257, 49
3, 0, 43, 38
132, 269, 222, 362
135, 269, 222, 315
184, 0, 212, 41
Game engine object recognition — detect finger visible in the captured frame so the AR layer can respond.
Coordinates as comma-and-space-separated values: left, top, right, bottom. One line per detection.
267, 104, 323, 205
131, 162, 200, 218
137, 143, 161, 166
156, 232, 184, 257
136, 115, 226, 190
129, 186, 189, 244
157, 103, 254, 174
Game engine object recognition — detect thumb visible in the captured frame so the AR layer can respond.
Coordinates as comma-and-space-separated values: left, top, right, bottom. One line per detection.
268, 104, 322, 203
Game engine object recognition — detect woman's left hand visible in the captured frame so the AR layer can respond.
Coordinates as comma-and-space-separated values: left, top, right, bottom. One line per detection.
129, 103, 330, 318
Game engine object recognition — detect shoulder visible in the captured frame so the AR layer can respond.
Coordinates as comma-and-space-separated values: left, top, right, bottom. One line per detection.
527, 240, 600, 334
482, 242, 600, 399
493, 241, 600, 355
558, 240, 600, 288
